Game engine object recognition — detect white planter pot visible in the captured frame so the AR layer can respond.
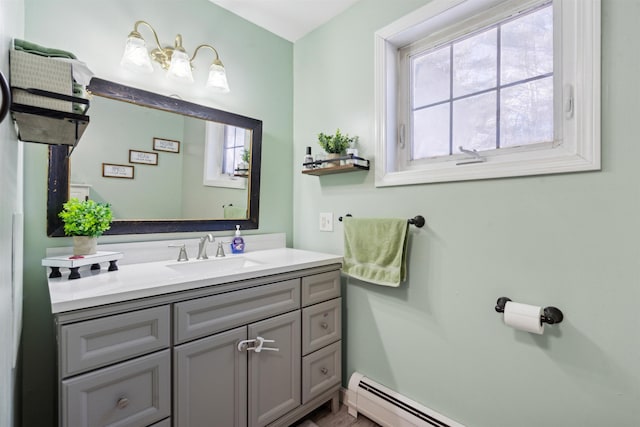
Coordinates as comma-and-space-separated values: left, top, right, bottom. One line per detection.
73, 236, 97, 255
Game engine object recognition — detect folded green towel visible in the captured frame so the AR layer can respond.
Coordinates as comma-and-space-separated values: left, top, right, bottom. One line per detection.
224, 205, 246, 219
343, 217, 409, 287
14, 38, 77, 59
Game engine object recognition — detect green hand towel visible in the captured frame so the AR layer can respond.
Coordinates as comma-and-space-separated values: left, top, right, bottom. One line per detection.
224, 204, 246, 219
343, 217, 409, 287
14, 39, 77, 59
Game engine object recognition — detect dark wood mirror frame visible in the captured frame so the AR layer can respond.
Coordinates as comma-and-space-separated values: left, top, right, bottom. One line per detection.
47, 78, 262, 236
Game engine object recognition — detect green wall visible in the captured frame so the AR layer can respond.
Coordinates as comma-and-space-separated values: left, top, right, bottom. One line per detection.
20, 1, 293, 425
293, 0, 640, 426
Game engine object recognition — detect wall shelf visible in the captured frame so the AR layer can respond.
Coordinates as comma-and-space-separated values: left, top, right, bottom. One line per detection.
11, 102, 89, 146
301, 155, 370, 176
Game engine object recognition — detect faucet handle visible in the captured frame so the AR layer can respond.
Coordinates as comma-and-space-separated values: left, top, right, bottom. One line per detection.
168, 244, 189, 262
216, 241, 228, 258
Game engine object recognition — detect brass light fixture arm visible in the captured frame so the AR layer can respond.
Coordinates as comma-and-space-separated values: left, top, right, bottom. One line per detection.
132, 20, 164, 52
131, 20, 181, 69
191, 44, 224, 66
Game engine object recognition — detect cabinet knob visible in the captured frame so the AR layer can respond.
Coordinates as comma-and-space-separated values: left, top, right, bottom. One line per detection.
320, 367, 328, 375
116, 397, 129, 409
320, 321, 329, 330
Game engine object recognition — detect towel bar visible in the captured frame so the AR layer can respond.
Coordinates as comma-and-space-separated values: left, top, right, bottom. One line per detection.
338, 214, 425, 228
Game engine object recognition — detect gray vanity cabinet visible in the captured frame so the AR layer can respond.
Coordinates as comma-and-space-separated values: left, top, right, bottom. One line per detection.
173, 282, 302, 427
55, 265, 342, 427
173, 311, 301, 427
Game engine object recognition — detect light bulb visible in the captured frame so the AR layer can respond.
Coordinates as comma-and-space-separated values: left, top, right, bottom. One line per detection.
120, 36, 153, 73
206, 62, 230, 93
167, 49, 194, 83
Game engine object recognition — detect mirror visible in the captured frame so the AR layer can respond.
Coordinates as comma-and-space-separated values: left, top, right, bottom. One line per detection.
47, 77, 262, 236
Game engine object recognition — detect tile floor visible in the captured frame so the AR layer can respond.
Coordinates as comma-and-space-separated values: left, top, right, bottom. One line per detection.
291, 402, 381, 427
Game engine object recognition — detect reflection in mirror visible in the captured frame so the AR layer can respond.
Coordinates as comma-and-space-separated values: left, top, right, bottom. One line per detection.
47, 78, 262, 236
203, 121, 250, 191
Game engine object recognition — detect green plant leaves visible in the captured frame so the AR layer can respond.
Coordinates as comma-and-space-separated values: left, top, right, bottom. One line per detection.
317, 128, 356, 154
58, 198, 113, 237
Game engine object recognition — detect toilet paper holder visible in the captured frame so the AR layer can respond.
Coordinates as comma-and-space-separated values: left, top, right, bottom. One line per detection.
495, 297, 564, 325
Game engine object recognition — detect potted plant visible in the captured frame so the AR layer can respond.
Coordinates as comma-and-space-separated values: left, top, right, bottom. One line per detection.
242, 148, 250, 164
317, 128, 356, 166
236, 148, 250, 176
58, 198, 113, 255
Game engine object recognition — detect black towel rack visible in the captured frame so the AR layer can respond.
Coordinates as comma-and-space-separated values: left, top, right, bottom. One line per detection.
338, 213, 425, 228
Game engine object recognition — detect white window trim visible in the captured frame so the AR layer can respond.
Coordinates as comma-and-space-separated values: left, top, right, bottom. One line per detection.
203, 122, 247, 189
374, 0, 600, 187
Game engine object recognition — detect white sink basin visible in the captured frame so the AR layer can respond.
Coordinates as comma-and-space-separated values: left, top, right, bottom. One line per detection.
166, 256, 263, 275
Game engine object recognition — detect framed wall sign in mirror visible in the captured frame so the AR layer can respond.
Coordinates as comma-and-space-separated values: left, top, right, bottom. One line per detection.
47, 78, 262, 236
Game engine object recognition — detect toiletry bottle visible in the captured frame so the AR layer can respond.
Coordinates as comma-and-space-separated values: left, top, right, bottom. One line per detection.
231, 225, 245, 254
304, 146, 315, 169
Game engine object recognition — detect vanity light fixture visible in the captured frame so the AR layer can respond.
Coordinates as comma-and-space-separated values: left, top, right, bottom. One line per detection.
120, 20, 230, 93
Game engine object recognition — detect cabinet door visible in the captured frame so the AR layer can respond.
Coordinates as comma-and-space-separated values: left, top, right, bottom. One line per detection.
247, 311, 301, 427
174, 326, 248, 427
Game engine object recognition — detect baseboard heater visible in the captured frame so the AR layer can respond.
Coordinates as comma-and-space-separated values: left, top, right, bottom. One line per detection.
346, 372, 465, 427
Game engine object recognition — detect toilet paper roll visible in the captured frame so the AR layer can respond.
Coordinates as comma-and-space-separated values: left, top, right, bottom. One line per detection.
503, 301, 544, 334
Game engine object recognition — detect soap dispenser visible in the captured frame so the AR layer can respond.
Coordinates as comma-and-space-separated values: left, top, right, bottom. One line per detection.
231, 225, 245, 254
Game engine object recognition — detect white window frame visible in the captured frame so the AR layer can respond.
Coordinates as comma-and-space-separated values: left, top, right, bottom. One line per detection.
374, 0, 600, 187
203, 122, 247, 189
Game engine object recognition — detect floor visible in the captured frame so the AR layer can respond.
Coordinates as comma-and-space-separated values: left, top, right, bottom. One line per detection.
291, 402, 381, 427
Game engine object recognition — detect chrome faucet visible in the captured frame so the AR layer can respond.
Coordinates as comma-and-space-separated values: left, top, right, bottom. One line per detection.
197, 234, 214, 259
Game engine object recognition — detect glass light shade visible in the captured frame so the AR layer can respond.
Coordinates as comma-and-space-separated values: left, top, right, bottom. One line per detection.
206, 62, 230, 93
120, 36, 154, 73
167, 50, 194, 83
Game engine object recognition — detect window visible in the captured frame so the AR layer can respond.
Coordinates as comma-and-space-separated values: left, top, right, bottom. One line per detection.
375, 0, 600, 186
203, 122, 248, 189
222, 125, 249, 175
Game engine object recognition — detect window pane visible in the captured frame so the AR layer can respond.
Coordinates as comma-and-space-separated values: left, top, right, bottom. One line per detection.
413, 46, 450, 107
452, 91, 496, 152
501, 76, 553, 147
453, 28, 497, 97
501, 6, 553, 85
412, 103, 450, 159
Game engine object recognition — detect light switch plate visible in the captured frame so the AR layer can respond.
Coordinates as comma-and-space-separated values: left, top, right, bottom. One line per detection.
319, 212, 333, 232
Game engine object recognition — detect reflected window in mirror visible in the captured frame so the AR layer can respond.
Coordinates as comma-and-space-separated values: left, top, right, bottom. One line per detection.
223, 125, 249, 175
203, 122, 249, 189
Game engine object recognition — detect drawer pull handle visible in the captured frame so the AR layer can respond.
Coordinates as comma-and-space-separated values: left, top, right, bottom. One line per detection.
320, 367, 328, 375
116, 397, 129, 409
320, 322, 329, 330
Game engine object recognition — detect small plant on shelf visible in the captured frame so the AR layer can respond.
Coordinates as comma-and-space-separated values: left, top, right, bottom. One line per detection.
241, 148, 250, 164
317, 128, 356, 155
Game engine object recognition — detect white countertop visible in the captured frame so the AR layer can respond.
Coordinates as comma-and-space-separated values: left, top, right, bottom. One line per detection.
47, 248, 343, 313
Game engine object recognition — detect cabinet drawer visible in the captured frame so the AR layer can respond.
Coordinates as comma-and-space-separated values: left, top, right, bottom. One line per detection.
302, 341, 341, 404
61, 305, 170, 377
301, 270, 341, 307
174, 279, 300, 344
149, 418, 171, 427
62, 350, 171, 427
302, 298, 341, 356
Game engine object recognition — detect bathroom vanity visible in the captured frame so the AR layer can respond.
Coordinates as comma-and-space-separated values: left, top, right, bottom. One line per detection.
47, 240, 343, 427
